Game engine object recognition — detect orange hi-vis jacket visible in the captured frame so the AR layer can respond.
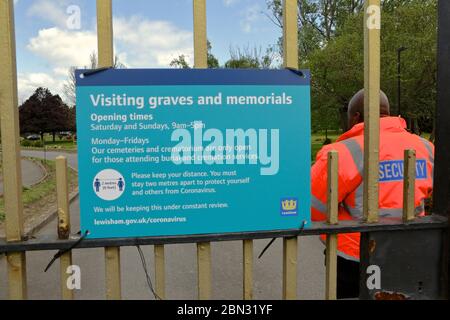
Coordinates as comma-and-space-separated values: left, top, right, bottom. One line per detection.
311, 117, 434, 261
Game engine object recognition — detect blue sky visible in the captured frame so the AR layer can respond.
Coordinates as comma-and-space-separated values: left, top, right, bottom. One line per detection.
13, 0, 282, 104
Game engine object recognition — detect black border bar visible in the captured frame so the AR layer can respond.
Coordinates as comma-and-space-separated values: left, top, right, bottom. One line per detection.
0, 215, 446, 254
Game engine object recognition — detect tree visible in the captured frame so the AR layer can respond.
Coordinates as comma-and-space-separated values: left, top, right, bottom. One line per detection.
19, 87, 73, 142
267, 0, 437, 132
306, 1, 437, 132
267, 0, 365, 58
224, 46, 278, 69
170, 40, 219, 69
63, 52, 126, 106
170, 42, 277, 70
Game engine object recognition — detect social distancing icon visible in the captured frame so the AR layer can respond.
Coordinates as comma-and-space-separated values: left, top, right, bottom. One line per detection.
93, 169, 125, 201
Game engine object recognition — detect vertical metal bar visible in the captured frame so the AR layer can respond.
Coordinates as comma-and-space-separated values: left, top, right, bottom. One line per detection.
193, 0, 207, 69
96, 0, 114, 68
436, 0, 450, 300
105, 247, 121, 300
283, 0, 299, 68
154, 245, 165, 299
402, 150, 416, 222
193, 0, 211, 300
325, 151, 338, 300
363, 0, 381, 223
0, 0, 27, 300
243, 239, 253, 300
96, 0, 121, 300
282, 237, 297, 300
435, 0, 450, 217
197, 242, 211, 300
56, 156, 73, 300
281, 0, 299, 300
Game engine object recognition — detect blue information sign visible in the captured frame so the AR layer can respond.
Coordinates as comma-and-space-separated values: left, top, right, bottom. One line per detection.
76, 69, 311, 239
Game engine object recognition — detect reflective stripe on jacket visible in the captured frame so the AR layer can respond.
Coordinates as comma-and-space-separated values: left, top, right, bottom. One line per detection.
311, 117, 434, 261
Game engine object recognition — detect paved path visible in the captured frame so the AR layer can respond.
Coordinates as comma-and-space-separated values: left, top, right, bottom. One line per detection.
0, 150, 325, 300
0, 158, 46, 195
21, 150, 78, 170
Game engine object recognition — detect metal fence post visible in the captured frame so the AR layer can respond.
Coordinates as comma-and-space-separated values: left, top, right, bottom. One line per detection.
243, 239, 253, 300
402, 150, 416, 222
56, 156, 73, 299
325, 151, 338, 300
435, 0, 450, 299
96, 0, 122, 300
0, 0, 27, 300
154, 245, 166, 299
363, 0, 381, 223
282, 0, 299, 300
193, 0, 212, 300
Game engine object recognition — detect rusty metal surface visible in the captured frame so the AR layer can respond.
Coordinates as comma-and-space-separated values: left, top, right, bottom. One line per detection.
360, 229, 444, 300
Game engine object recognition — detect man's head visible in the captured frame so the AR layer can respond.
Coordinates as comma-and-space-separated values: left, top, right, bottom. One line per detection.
347, 89, 391, 130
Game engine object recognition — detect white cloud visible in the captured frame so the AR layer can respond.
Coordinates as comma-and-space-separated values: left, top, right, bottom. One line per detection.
27, 27, 97, 68
113, 16, 193, 67
223, 0, 240, 7
17, 72, 63, 103
240, 4, 262, 33
27, 0, 69, 29
20, 16, 194, 103
21, 27, 96, 103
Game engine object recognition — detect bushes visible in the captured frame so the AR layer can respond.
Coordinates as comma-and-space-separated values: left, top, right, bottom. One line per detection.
21, 140, 44, 148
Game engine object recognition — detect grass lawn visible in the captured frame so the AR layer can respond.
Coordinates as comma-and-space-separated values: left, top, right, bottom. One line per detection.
43, 139, 78, 150
21, 134, 77, 150
311, 130, 432, 162
311, 131, 341, 162
0, 158, 77, 222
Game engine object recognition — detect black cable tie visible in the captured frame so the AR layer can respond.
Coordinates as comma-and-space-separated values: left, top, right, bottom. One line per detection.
80, 67, 112, 78
44, 230, 89, 272
285, 67, 305, 78
258, 220, 307, 259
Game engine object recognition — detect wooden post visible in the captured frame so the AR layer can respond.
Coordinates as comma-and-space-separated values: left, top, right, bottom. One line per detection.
56, 156, 73, 300
193, 0, 212, 300
243, 239, 253, 300
0, 0, 27, 300
325, 151, 338, 300
363, 0, 381, 223
96, 0, 122, 300
402, 149, 416, 222
154, 245, 166, 299
282, 0, 299, 300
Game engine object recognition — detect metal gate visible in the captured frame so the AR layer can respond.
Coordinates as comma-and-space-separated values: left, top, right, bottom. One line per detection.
0, 0, 448, 300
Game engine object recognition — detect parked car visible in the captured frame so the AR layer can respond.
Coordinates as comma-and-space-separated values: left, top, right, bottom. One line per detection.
26, 134, 40, 141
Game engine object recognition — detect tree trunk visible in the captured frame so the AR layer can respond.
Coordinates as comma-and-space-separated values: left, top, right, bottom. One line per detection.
429, 122, 436, 143
52, 131, 56, 142
339, 106, 348, 131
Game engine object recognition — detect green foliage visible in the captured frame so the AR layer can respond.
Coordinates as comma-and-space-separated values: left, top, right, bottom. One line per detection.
224, 46, 277, 69
170, 41, 277, 69
268, 0, 437, 132
170, 40, 220, 69
307, 1, 437, 131
21, 140, 32, 147
19, 87, 75, 138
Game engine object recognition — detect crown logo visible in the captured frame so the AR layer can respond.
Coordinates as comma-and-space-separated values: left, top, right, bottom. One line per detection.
282, 199, 297, 211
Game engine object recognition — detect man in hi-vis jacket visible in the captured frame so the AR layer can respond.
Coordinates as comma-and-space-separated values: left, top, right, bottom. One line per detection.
311, 89, 434, 299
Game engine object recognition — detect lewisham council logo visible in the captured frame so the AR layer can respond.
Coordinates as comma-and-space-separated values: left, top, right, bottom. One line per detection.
280, 198, 298, 216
